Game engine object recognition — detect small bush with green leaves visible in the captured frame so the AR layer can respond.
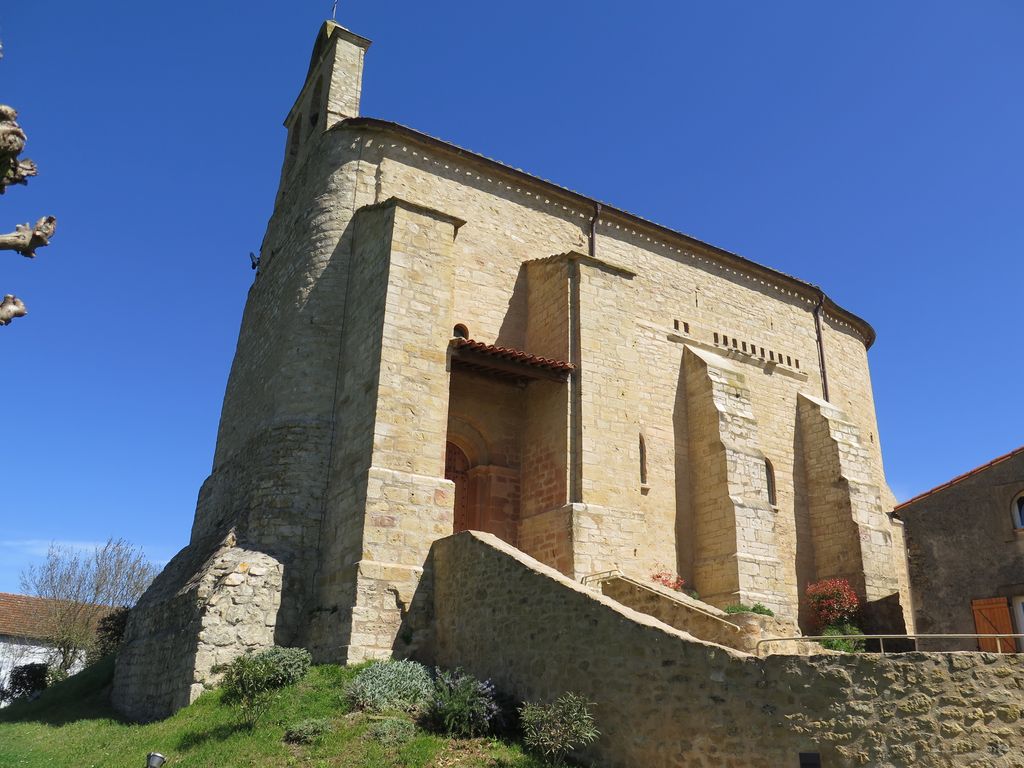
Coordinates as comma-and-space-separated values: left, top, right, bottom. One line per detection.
219, 646, 312, 728
366, 716, 417, 747
284, 717, 333, 744
253, 646, 311, 687
723, 602, 775, 617
347, 659, 433, 713
424, 667, 499, 737
520, 692, 599, 763
819, 623, 866, 652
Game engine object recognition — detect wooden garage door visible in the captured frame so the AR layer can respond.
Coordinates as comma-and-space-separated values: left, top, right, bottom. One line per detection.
971, 597, 1016, 653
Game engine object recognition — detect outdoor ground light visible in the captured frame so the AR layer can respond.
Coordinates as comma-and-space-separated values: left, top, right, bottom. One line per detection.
146, 752, 166, 768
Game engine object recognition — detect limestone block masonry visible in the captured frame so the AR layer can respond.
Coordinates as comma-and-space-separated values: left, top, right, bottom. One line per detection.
114, 20, 916, 721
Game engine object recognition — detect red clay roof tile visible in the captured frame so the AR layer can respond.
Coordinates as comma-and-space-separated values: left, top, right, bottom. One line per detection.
893, 445, 1024, 513
450, 338, 575, 375
0, 592, 58, 641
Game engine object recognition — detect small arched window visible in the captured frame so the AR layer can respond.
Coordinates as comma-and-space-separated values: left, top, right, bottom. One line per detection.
453, 323, 469, 339
639, 434, 648, 487
765, 458, 777, 507
1012, 491, 1024, 529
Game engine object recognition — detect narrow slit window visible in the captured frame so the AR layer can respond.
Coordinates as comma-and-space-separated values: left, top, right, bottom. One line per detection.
639, 434, 648, 486
765, 458, 777, 506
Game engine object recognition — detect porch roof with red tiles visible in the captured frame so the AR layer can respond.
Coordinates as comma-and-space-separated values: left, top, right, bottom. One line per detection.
449, 338, 574, 382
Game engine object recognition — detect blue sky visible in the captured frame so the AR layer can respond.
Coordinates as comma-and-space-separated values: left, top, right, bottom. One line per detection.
2, 1, 1022, 592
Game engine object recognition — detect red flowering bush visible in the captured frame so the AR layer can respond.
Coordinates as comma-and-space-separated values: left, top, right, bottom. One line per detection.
806, 578, 859, 630
651, 570, 686, 592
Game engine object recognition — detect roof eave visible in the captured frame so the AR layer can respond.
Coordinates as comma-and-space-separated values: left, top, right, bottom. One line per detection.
334, 116, 877, 349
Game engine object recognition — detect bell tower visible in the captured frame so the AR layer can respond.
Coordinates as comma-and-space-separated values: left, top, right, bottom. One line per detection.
280, 21, 371, 181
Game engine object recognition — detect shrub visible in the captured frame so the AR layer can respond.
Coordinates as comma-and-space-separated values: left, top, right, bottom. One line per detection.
723, 602, 775, 617
348, 659, 433, 713
45, 666, 68, 687
253, 646, 311, 688
1, 662, 50, 703
806, 578, 860, 630
220, 646, 311, 728
425, 667, 499, 737
89, 607, 131, 663
819, 623, 866, 653
284, 717, 333, 744
520, 692, 599, 763
366, 716, 417, 747
650, 569, 686, 591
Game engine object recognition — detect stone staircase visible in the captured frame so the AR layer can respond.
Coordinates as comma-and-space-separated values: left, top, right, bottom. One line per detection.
583, 570, 819, 655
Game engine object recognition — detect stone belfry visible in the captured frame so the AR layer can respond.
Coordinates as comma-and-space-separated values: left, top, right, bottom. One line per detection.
113, 18, 912, 722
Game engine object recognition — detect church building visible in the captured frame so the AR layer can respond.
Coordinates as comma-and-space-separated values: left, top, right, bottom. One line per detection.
113, 21, 910, 721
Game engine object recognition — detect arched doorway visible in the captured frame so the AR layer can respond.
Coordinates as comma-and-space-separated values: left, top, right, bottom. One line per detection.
445, 441, 471, 533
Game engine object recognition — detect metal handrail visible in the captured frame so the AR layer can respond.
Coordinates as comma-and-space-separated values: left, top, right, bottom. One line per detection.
755, 633, 1024, 656
580, 569, 622, 586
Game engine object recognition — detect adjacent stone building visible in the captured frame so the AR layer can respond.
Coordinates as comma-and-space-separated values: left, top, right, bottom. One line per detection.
896, 445, 1024, 652
113, 20, 913, 721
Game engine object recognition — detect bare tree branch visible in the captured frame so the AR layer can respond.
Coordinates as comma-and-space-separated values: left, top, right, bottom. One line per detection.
3, 157, 37, 191
0, 294, 26, 325
20, 539, 158, 672
0, 215, 56, 257
0, 104, 34, 194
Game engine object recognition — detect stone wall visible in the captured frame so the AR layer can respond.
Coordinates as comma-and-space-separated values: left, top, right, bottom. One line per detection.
310, 198, 461, 664
597, 573, 812, 655
682, 345, 786, 615
368, 121, 907, 621
432, 531, 1024, 768
598, 574, 749, 651
112, 535, 282, 721
899, 450, 1024, 652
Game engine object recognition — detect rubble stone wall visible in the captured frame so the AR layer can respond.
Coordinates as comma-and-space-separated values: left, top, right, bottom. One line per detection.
112, 540, 282, 721
433, 531, 1024, 768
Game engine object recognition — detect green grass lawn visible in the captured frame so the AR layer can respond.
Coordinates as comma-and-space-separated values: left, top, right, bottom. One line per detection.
0, 658, 548, 768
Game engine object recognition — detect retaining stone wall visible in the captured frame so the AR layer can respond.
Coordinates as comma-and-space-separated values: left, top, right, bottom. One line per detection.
432, 531, 1024, 768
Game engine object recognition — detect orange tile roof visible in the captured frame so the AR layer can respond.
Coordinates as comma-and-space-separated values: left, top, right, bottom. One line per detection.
450, 338, 575, 377
0, 592, 58, 641
893, 445, 1024, 514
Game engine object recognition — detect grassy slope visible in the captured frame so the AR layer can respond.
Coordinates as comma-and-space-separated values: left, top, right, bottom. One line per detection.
0, 659, 546, 768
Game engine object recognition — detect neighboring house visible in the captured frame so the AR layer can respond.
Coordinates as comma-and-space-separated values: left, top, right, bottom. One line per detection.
0, 592, 87, 703
895, 446, 1024, 652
